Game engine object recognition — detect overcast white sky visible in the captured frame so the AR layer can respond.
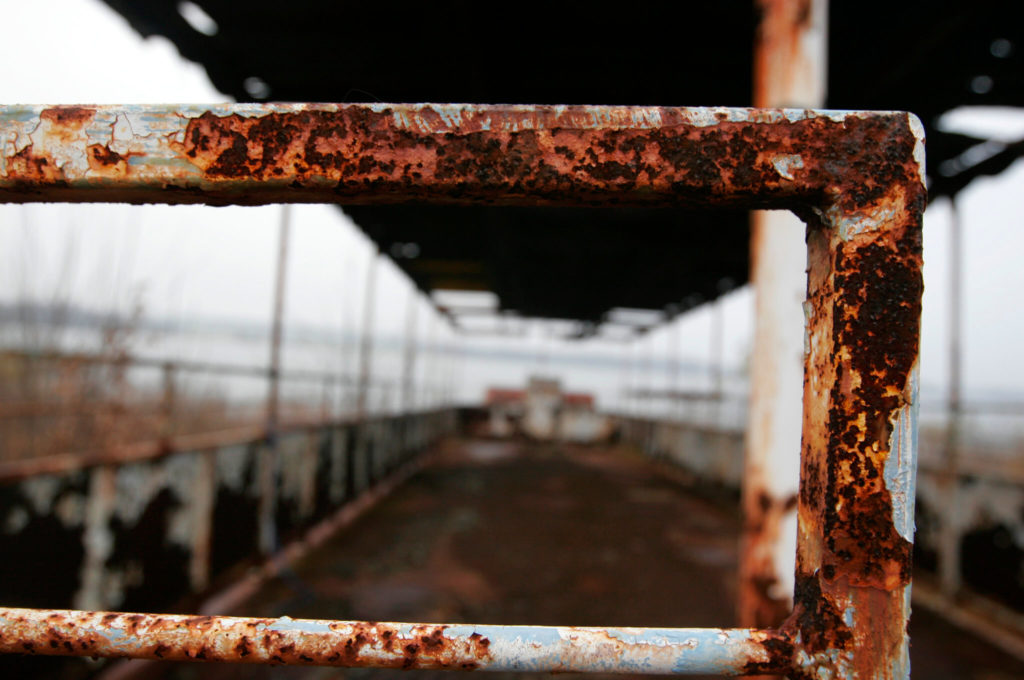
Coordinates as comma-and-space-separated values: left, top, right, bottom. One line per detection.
1, 0, 1023, 404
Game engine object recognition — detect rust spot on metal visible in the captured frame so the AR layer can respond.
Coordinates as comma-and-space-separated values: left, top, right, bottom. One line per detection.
39, 107, 95, 127
402, 642, 420, 669
419, 628, 445, 650
7, 146, 63, 183
787, 573, 853, 656
741, 629, 794, 676
86, 144, 130, 175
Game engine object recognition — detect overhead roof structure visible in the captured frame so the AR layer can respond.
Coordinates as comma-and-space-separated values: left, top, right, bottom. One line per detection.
102, 0, 1023, 332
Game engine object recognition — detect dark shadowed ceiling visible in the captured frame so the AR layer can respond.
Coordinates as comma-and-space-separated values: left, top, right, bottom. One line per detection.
101, 0, 1024, 332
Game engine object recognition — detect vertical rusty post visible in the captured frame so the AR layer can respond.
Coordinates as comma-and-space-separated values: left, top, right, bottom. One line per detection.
793, 170, 923, 678
939, 198, 964, 597
401, 288, 419, 413
258, 204, 291, 555
740, 0, 828, 629
355, 247, 379, 420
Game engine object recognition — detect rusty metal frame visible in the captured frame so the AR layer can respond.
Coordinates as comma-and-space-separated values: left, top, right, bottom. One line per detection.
0, 103, 925, 678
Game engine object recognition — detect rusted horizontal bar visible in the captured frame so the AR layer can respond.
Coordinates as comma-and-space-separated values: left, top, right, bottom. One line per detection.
0, 609, 789, 675
0, 104, 921, 211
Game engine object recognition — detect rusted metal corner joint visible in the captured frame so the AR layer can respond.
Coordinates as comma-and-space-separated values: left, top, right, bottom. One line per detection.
780, 113, 926, 679
0, 103, 925, 678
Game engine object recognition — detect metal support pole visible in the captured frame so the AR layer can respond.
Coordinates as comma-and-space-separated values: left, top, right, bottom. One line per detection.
793, 176, 923, 679
401, 290, 419, 413
451, 334, 464, 408
442, 335, 454, 407
258, 204, 291, 555
424, 313, 437, 409
355, 247, 379, 420
939, 198, 964, 597
668, 311, 680, 421
740, 0, 827, 629
710, 294, 724, 429
340, 256, 356, 415
642, 334, 653, 421
626, 339, 637, 417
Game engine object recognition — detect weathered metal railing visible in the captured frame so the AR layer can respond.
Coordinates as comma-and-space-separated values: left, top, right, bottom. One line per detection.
0, 102, 925, 677
0, 406, 455, 613
0, 347, 398, 430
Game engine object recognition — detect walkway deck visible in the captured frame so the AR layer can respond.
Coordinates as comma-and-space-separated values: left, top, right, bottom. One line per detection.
131, 438, 1024, 680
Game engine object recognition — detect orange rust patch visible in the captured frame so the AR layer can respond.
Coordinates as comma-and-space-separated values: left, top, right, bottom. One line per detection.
87, 144, 129, 176
40, 107, 95, 127
7, 146, 64, 182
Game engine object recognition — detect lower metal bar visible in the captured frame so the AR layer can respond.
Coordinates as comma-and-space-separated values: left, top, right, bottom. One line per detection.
0, 609, 788, 675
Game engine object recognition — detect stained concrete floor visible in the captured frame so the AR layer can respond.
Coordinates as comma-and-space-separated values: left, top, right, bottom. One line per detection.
142, 438, 1024, 680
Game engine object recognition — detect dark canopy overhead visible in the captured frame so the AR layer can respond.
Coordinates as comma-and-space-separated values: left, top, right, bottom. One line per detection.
103, 0, 1024, 330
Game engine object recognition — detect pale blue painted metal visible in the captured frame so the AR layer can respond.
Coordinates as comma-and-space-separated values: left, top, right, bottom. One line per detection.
0, 608, 780, 674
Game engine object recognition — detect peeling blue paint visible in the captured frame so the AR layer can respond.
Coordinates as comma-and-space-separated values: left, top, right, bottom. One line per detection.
885, 363, 919, 542
772, 154, 804, 180
270, 616, 333, 634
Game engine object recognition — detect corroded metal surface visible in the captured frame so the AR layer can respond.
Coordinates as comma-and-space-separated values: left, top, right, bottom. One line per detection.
2, 104, 917, 211
0, 103, 925, 678
788, 116, 925, 678
0, 609, 786, 675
